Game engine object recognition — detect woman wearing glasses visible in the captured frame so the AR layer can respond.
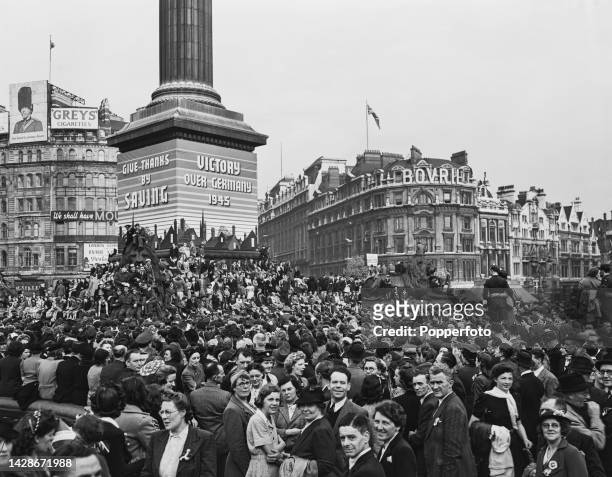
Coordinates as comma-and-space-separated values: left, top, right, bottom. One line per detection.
223, 370, 258, 477
534, 409, 587, 476
141, 391, 216, 477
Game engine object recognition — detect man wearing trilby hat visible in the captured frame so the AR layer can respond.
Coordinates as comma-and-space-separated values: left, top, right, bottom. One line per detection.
13, 86, 43, 134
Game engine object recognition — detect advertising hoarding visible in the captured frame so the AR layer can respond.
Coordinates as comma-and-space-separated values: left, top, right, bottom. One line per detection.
51, 210, 118, 222
83, 243, 116, 268
51, 107, 98, 130
9, 80, 48, 144
0, 112, 8, 135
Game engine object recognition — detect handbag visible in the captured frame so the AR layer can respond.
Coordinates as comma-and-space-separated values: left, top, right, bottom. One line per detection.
279, 456, 318, 477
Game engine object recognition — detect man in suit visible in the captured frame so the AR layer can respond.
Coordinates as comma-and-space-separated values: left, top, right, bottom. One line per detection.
189, 362, 231, 476
325, 367, 367, 475
54, 341, 87, 405
99, 345, 127, 384
424, 364, 476, 477
275, 375, 306, 451
532, 349, 559, 397
346, 343, 366, 399
338, 412, 385, 477
516, 350, 545, 456
408, 369, 437, 477
292, 388, 339, 477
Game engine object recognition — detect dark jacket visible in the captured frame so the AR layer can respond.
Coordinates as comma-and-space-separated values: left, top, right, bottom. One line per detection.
348, 449, 385, 477
0, 355, 22, 398
141, 426, 216, 477
535, 438, 587, 477
379, 433, 417, 477
54, 356, 87, 405
518, 371, 545, 446
424, 392, 476, 477
408, 392, 437, 476
222, 394, 254, 477
189, 383, 231, 454
292, 417, 339, 477
99, 360, 126, 385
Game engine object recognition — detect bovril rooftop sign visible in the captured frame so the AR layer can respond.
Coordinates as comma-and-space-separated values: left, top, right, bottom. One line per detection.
375, 166, 472, 185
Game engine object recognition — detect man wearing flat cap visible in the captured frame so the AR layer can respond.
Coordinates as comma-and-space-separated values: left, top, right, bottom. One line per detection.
13, 86, 43, 134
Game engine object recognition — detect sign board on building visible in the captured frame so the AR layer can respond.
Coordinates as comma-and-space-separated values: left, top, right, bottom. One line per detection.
83, 243, 116, 268
117, 139, 258, 236
366, 253, 379, 266
0, 112, 8, 135
13, 280, 44, 296
9, 80, 48, 144
50, 107, 98, 130
51, 210, 118, 222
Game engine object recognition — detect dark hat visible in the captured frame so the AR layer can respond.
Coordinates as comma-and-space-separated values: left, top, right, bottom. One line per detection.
255, 350, 274, 363
17, 86, 33, 111
516, 350, 533, 369
558, 372, 589, 394
596, 353, 612, 370
490, 265, 500, 273
273, 342, 291, 363
538, 408, 571, 424
568, 355, 594, 375
184, 329, 199, 345
296, 387, 326, 406
347, 342, 366, 361
0, 418, 17, 440
359, 375, 384, 404
135, 329, 153, 345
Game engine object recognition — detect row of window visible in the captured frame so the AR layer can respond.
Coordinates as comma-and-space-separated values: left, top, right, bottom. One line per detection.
0, 247, 80, 268
0, 221, 117, 239
0, 149, 109, 164
56, 197, 115, 211
0, 173, 116, 190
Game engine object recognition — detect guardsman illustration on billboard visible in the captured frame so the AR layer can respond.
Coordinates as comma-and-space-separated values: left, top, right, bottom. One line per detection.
9, 80, 48, 144
13, 86, 43, 134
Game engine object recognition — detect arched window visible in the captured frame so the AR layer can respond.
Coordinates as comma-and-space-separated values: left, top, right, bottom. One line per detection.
17, 176, 23, 188
0, 200, 5, 213
25, 222, 31, 237
97, 197, 105, 210
85, 173, 93, 187
35, 174, 42, 187
489, 220, 497, 243
18, 151, 23, 163
56, 173, 64, 187
0, 153, 5, 164
26, 174, 33, 188
68, 173, 77, 187
98, 174, 106, 188
23, 248, 32, 267
498, 223, 505, 243
67, 197, 77, 210
27, 150, 32, 162
68, 149, 77, 160
0, 251, 6, 268
57, 149, 64, 160
33, 223, 39, 237
98, 150, 105, 161
0, 176, 6, 188
85, 197, 94, 209
1, 223, 7, 239
416, 192, 433, 205
86, 149, 93, 160
36, 150, 42, 161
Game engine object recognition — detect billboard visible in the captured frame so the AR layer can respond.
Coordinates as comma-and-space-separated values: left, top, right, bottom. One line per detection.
51, 210, 118, 222
51, 107, 98, 130
9, 80, 48, 144
83, 243, 116, 268
0, 112, 8, 135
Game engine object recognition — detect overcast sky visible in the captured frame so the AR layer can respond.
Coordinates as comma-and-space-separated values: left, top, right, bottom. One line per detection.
0, 0, 610, 218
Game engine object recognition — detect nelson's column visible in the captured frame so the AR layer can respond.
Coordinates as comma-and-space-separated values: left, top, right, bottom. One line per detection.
109, 0, 267, 238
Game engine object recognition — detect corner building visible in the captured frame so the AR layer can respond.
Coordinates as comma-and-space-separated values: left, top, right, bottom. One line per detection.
260, 147, 481, 281
0, 87, 123, 289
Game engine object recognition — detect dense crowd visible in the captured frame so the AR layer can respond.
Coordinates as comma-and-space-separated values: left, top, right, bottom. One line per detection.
0, 238, 610, 477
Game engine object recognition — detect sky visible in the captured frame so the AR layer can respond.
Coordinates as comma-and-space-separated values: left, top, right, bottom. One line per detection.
0, 0, 610, 219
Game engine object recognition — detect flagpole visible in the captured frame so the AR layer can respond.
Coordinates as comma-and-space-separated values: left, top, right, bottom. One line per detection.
365, 100, 369, 151
49, 35, 54, 82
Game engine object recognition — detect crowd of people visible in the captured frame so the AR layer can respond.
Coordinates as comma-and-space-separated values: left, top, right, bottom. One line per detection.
0, 236, 610, 476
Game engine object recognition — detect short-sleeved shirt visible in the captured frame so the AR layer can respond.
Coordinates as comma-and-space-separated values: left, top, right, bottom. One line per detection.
246, 409, 283, 456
